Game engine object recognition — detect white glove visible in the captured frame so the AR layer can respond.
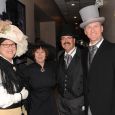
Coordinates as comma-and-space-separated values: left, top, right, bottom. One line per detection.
13, 87, 28, 103
0, 86, 28, 108
20, 87, 29, 100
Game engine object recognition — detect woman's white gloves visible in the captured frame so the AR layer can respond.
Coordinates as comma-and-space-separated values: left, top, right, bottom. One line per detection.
20, 87, 29, 99
0, 86, 29, 108
14, 87, 29, 103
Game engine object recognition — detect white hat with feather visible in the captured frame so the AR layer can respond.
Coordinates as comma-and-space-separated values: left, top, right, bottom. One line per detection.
0, 20, 28, 57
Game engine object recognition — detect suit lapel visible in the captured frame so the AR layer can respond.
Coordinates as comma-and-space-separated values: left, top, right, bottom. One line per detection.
81, 47, 89, 75
89, 40, 109, 72
59, 54, 67, 73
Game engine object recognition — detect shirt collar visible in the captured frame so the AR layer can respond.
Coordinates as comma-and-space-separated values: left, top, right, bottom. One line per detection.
89, 37, 104, 48
65, 47, 76, 58
0, 55, 14, 64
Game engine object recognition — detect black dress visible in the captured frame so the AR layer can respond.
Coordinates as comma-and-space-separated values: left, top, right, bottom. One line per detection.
24, 61, 58, 115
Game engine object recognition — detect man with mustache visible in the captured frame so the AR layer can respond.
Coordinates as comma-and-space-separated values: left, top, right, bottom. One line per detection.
57, 24, 85, 115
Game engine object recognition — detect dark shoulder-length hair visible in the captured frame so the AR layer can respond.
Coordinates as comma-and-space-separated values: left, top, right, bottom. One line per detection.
32, 43, 49, 61
0, 38, 7, 44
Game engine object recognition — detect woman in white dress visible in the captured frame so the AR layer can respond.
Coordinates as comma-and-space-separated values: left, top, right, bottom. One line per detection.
0, 20, 28, 115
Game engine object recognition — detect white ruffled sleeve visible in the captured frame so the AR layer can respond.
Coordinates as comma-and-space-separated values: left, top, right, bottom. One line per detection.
0, 85, 21, 108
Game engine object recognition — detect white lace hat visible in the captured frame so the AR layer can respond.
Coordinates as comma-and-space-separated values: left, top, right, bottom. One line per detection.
0, 20, 28, 57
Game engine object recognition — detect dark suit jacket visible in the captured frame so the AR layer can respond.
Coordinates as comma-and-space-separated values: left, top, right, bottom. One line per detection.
82, 40, 115, 115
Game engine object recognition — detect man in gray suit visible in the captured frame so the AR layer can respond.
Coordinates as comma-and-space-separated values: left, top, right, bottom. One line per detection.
57, 24, 85, 115
79, 5, 115, 115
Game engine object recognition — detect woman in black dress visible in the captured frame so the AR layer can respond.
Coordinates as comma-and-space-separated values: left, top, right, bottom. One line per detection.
24, 43, 58, 115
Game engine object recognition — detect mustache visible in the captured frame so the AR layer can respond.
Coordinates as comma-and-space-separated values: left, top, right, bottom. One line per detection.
63, 42, 71, 45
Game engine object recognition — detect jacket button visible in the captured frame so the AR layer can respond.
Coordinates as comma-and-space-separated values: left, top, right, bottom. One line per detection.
64, 88, 67, 91
65, 79, 67, 82
64, 84, 67, 86
65, 75, 67, 78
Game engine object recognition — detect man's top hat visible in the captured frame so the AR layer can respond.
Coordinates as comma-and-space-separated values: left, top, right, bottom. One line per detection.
60, 24, 76, 38
79, 5, 105, 28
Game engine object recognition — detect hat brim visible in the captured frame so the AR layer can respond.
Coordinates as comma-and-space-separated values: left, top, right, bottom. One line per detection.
80, 17, 105, 28
0, 33, 28, 57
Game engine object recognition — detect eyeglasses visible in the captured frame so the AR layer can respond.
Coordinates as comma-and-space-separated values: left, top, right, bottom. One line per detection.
0, 43, 17, 48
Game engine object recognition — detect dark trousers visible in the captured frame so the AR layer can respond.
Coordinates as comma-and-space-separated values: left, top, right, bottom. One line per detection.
57, 95, 85, 115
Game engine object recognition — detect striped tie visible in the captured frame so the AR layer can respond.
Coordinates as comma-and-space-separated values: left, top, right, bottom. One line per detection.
88, 45, 98, 66
65, 54, 72, 68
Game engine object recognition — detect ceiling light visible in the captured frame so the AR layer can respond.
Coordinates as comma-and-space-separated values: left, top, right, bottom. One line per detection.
71, 3, 75, 6
74, 16, 77, 19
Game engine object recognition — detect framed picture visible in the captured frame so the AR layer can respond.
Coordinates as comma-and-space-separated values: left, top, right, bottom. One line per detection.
17, 1, 26, 34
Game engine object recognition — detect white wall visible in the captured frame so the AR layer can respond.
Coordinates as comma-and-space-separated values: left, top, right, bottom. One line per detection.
0, 0, 6, 14
100, 0, 115, 43
19, 0, 35, 43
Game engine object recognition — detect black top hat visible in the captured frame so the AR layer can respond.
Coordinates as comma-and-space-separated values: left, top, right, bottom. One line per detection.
60, 24, 76, 38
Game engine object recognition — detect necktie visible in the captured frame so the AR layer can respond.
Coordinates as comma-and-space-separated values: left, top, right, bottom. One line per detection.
88, 45, 98, 66
65, 54, 72, 68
